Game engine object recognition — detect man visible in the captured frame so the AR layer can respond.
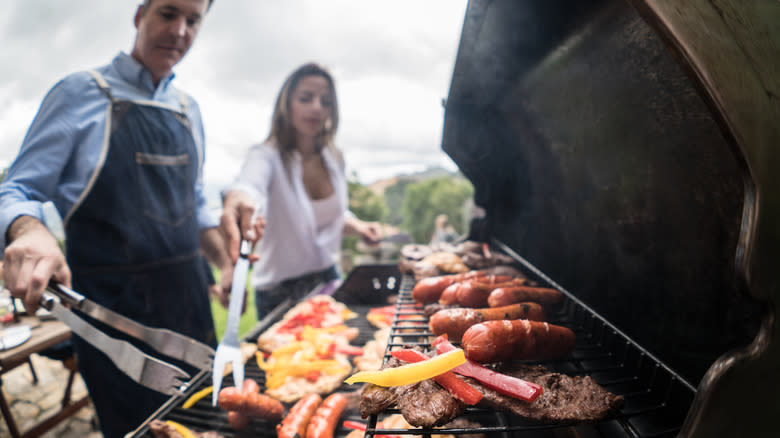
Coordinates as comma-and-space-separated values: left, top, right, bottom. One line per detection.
0, 1, 245, 436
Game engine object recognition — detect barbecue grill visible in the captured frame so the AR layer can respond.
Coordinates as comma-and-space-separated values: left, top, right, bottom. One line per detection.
132, 260, 696, 438
132, 0, 779, 436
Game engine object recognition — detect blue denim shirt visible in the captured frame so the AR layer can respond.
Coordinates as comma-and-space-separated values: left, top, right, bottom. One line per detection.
0, 52, 217, 254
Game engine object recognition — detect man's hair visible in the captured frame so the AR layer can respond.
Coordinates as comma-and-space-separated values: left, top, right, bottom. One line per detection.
142, 0, 214, 12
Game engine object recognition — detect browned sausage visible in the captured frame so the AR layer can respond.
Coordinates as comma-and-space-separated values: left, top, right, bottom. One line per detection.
227, 411, 249, 430
412, 272, 517, 304
487, 286, 564, 307
218, 385, 284, 421
305, 393, 348, 438
461, 319, 576, 363
439, 277, 527, 307
429, 303, 546, 341
412, 275, 457, 303
276, 393, 322, 438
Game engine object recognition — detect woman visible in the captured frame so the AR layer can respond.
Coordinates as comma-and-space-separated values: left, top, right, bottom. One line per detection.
220, 63, 382, 319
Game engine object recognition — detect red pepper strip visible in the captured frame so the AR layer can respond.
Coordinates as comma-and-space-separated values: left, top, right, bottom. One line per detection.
482, 242, 492, 259
342, 420, 402, 438
334, 344, 365, 356
390, 349, 483, 405
432, 336, 543, 402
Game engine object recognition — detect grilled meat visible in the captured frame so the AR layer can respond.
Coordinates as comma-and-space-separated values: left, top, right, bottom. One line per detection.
358, 359, 622, 427
358, 357, 465, 427
148, 420, 224, 438
476, 364, 624, 423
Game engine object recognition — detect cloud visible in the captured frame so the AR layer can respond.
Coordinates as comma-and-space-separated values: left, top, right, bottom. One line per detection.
1, 0, 468, 189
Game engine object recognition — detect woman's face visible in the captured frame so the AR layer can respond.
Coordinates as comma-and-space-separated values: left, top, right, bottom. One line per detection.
289, 75, 334, 142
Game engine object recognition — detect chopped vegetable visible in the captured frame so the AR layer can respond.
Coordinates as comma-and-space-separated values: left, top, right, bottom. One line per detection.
390, 349, 483, 405
181, 386, 213, 409
344, 348, 466, 386
165, 420, 196, 438
433, 335, 543, 402
334, 344, 364, 356
342, 420, 402, 438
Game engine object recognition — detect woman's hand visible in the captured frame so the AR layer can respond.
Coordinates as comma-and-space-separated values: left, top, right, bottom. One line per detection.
220, 190, 265, 263
360, 221, 384, 244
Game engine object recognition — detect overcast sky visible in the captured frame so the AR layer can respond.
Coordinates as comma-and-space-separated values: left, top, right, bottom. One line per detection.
0, 0, 468, 193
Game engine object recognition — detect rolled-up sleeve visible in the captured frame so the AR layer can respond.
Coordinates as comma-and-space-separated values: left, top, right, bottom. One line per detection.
0, 81, 75, 254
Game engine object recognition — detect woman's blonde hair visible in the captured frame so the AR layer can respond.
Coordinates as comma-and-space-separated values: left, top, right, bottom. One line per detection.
265, 63, 341, 169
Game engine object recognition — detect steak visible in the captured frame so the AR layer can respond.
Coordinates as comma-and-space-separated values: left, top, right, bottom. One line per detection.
358, 357, 465, 427
475, 363, 624, 423
359, 358, 623, 427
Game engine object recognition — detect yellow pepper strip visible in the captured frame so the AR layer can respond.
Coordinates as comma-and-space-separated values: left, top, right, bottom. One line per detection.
344, 348, 466, 387
165, 420, 196, 438
265, 360, 350, 389
181, 386, 213, 409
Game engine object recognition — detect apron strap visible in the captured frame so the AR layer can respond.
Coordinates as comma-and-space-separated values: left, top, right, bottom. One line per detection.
87, 69, 114, 101
177, 89, 189, 113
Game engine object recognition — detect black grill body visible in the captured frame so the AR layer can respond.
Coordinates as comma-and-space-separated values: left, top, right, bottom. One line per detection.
442, 0, 780, 437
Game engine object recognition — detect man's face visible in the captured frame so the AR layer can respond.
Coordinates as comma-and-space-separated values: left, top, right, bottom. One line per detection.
131, 0, 208, 84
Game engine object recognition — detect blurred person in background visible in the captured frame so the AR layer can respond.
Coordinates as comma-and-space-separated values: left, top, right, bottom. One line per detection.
0, 1, 238, 436
430, 214, 460, 244
220, 62, 383, 320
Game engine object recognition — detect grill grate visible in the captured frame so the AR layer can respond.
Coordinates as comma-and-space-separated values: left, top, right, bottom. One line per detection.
357, 248, 696, 438
131, 260, 695, 437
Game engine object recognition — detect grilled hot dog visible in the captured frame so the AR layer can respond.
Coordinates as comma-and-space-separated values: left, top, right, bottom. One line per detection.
439, 277, 529, 307
305, 393, 348, 438
218, 380, 284, 421
488, 286, 564, 307
461, 319, 576, 363
412, 272, 516, 304
429, 303, 546, 341
276, 393, 322, 438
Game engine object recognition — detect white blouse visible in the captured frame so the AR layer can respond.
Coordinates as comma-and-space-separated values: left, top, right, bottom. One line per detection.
224, 141, 348, 290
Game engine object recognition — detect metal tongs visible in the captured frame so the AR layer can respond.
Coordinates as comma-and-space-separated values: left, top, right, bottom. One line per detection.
40, 282, 215, 396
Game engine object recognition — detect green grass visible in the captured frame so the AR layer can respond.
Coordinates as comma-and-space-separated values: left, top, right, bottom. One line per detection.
210, 266, 258, 341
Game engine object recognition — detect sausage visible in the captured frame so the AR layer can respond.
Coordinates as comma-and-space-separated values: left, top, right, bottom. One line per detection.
439, 277, 528, 307
487, 286, 564, 307
218, 383, 285, 421
412, 275, 460, 303
412, 272, 517, 304
305, 393, 348, 438
242, 378, 260, 394
276, 393, 322, 438
227, 411, 250, 430
225, 379, 262, 430
429, 303, 546, 341
461, 319, 576, 363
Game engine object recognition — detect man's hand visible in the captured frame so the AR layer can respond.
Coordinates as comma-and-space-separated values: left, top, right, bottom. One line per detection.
2, 216, 71, 314
220, 190, 265, 263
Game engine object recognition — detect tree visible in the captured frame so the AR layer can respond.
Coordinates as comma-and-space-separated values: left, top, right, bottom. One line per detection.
401, 176, 474, 243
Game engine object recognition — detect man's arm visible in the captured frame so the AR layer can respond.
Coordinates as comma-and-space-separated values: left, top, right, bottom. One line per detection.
3, 215, 71, 313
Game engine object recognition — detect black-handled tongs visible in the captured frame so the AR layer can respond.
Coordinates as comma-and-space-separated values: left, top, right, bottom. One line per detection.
41, 282, 215, 396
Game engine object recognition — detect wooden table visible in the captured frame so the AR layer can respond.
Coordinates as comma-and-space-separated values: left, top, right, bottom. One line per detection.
0, 315, 91, 438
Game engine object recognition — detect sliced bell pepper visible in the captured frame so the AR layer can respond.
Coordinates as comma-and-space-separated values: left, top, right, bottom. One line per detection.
342, 420, 403, 438
433, 335, 543, 402
181, 386, 213, 409
334, 344, 364, 356
390, 349, 483, 405
344, 348, 466, 386
165, 420, 196, 438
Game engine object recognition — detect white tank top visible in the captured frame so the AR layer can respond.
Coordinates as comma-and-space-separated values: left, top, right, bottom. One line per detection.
311, 192, 341, 232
